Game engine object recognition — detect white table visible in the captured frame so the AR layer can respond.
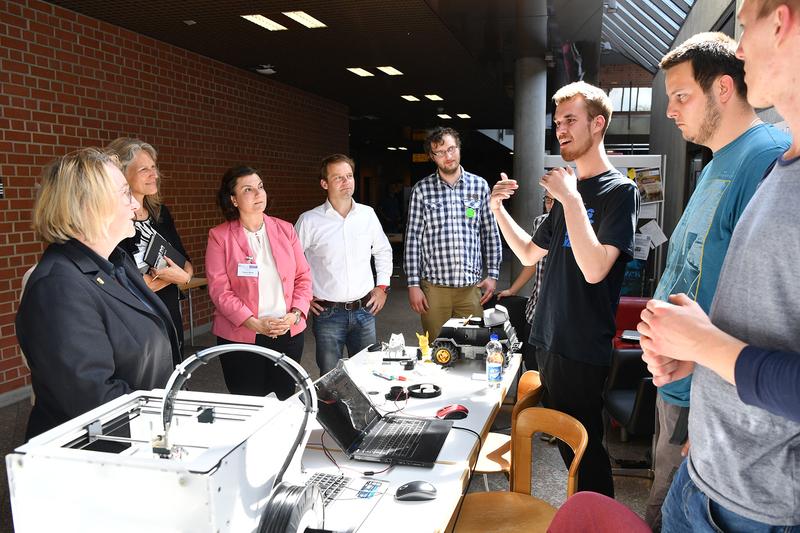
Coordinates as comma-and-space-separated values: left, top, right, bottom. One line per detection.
301, 349, 522, 533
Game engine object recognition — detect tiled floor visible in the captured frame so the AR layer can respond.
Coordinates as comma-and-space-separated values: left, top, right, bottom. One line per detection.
1, 270, 653, 532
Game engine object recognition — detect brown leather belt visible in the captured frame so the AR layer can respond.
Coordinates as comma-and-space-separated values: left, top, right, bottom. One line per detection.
317, 295, 371, 311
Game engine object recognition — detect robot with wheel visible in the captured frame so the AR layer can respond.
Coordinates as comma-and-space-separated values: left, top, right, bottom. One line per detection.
430, 305, 522, 366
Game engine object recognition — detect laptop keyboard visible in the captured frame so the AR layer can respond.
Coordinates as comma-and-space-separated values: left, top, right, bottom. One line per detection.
309, 472, 351, 506
359, 417, 425, 458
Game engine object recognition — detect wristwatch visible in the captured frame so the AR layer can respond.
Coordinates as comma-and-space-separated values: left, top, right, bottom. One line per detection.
377, 285, 390, 293
292, 309, 302, 325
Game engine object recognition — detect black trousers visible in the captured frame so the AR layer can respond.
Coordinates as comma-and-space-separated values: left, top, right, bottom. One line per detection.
537, 347, 614, 497
217, 332, 304, 400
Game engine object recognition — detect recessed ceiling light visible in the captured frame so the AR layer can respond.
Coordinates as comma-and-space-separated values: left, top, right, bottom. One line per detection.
241, 15, 287, 31
376, 66, 403, 76
256, 65, 277, 75
457, 113, 471, 119
401, 95, 420, 102
387, 147, 397, 151
425, 94, 444, 101
437, 114, 452, 119
282, 11, 327, 28
182, 20, 197, 26
397, 146, 408, 151
347, 67, 374, 77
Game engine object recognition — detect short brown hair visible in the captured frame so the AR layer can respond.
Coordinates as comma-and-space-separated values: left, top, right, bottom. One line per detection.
424, 127, 461, 155
34, 148, 118, 244
755, 0, 800, 18
552, 82, 613, 134
320, 154, 355, 180
659, 32, 747, 100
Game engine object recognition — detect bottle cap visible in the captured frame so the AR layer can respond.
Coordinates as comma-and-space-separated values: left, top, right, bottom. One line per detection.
489, 333, 499, 341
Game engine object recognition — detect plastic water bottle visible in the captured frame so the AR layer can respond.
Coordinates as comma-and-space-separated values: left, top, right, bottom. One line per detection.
485, 333, 503, 389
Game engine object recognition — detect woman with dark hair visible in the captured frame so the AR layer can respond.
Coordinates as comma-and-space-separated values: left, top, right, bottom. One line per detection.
206, 166, 312, 399
106, 137, 192, 360
16, 148, 178, 439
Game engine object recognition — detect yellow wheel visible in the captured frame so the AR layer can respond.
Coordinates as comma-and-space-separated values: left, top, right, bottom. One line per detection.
433, 346, 454, 366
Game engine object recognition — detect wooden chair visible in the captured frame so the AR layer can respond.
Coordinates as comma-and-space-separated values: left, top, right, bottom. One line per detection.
454, 407, 589, 533
474, 370, 544, 485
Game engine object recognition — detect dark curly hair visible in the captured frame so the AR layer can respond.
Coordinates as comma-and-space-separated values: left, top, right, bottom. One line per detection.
424, 127, 461, 155
217, 165, 262, 221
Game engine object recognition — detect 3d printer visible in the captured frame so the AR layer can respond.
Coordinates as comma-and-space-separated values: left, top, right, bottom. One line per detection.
6, 345, 323, 533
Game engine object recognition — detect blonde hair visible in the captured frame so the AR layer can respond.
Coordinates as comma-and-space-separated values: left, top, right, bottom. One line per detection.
33, 148, 118, 244
552, 81, 613, 135
106, 137, 162, 221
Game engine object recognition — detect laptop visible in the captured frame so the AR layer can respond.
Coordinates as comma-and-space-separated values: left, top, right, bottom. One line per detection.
300, 471, 388, 533
315, 364, 453, 467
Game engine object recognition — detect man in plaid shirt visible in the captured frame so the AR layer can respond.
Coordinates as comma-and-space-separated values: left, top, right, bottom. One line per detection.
404, 127, 502, 338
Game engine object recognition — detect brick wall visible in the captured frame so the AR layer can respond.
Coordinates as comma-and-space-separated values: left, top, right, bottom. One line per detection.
600, 63, 654, 88
0, 0, 348, 395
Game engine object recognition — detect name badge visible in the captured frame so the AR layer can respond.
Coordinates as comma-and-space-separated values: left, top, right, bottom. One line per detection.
238, 263, 259, 277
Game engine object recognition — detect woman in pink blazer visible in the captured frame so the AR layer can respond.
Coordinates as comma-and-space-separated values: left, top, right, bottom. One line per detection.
206, 166, 312, 399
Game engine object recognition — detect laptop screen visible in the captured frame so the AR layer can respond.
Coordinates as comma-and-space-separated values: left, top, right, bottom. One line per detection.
315, 365, 382, 454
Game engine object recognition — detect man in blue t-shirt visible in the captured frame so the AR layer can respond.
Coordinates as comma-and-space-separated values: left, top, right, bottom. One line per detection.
644, 32, 790, 531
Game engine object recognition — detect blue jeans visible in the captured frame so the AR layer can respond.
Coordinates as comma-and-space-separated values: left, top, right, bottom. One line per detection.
663, 459, 800, 533
312, 306, 376, 375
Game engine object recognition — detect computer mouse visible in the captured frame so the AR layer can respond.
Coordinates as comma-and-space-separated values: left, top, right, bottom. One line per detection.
394, 480, 437, 501
436, 404, 469, 420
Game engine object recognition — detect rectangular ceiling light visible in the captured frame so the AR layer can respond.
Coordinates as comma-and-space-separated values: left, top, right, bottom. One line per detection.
347, 67, 374, 77
376, 66, 403, 76
387, 147, 397, 151
437, 114, 452, 119
282, 11, 327, 28
397, 146, 408, 151
425, 94, 444, 101
457, 113, 471, 119
401, 95, 420, 101
241, 15, 287, 31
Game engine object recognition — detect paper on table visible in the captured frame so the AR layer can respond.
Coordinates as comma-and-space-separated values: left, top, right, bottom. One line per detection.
639, 203, 658, 220
633, 233, 652, 260
639, 220, 668, 248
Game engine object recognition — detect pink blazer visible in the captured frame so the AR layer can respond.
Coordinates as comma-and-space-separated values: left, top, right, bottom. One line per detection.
206, 215, 312, 342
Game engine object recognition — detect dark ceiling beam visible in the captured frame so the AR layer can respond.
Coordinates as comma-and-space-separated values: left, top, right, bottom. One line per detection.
605, 15, 664, 63
602, 29, 656, 73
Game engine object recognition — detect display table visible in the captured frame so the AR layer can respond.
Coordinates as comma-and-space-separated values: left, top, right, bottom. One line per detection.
301, 348, 522, 532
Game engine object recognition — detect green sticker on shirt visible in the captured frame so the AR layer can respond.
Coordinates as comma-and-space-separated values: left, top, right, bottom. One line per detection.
465, 207, 475, 218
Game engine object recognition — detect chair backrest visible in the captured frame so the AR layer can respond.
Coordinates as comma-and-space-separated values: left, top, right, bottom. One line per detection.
508, 371, 544, 480
510, 407, 588, 498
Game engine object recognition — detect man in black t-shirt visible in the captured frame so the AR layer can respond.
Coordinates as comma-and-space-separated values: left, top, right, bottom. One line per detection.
491, 81, 639, 497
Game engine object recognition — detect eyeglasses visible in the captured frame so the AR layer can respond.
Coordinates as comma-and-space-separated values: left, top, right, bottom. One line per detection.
120, 185, 134, 204
542, 196, 555, 203
430, 145, 459, 159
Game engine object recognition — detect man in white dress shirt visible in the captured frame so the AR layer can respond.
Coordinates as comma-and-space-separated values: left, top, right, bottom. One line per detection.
295, 154, 393, 374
